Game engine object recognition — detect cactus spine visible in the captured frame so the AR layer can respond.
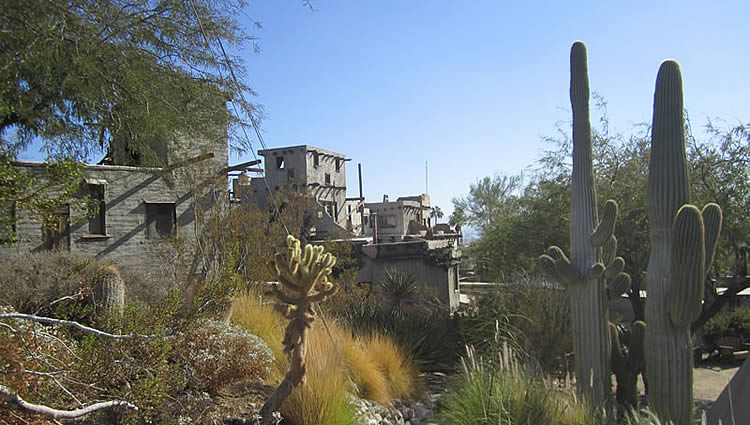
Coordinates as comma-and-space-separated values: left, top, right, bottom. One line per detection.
644, 60, 723, 425
257, 235, 338, 424
538, 42, 616, 405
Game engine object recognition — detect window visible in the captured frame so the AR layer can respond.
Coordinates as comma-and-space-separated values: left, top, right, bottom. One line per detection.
313, 152, 319, 168
43, 205, 70, 251
378, 214, 397, 228
87, 184, 106, 235
276, 156, 285, 169
324, 173, 331, 185
146, 203, 176, 239
335, 159, 341, 172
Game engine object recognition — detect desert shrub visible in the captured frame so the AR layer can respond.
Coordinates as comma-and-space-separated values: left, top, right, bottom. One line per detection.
172, 319, 273, 394
231, 292, 418, 424
703, 306, 750, 344
436, 345, 595, 425
231, 290, 287, 380
342, 303, 461, 372
0, 252, 102, 314
0, 299, 186, 425
461, 275, 573, 375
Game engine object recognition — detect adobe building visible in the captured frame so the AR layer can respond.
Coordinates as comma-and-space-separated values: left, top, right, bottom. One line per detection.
241, 145, 353, 239
1, 135, 230, 276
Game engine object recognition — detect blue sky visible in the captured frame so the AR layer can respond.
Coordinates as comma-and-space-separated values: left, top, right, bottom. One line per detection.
17, 1, 748, 220
231, 0, 749, 219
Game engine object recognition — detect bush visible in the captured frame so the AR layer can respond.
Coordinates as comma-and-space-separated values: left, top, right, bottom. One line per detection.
704, 306, 750, 344
172, 319, 273, 394
0, 251, 101, 314
461, 275, 573, 375
436, 345, 595, 425
341, 298, 461, 373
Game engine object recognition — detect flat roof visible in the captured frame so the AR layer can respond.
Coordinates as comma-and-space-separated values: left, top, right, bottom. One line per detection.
258, 144, 347, 159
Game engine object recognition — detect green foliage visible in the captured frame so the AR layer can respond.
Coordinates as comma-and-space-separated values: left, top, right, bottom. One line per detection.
691, 121, 750, 275
378, 268, 419, 312
451, 174, 522, 232
436, 346, 595, 425
341, 300, 461, 373
0, 251, 104, 316
461, 277, 573, 376
0, 0, 251, 161
703, 306, 750, 343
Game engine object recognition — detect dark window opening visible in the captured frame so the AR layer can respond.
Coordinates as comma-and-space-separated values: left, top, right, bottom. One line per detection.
88, 184, 106, 235
276, 157, 285, 169
335, 159, 341, 172
146, 203, 176, 240
378, 214, 397, 228
313, 152, 319, 168
43, 205, 70, 251
325, 173, 331, 185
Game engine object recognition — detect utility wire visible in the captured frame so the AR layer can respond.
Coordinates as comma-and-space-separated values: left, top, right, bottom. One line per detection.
187, 2, 343, 349
188, 0, 289, 235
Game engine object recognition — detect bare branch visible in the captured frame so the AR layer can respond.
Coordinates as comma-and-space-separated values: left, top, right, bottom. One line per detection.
0, 384, 136, 419
0, 313, 165, 339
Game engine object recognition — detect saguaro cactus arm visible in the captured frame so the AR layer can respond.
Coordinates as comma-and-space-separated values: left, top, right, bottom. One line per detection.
644, 59, 723, 425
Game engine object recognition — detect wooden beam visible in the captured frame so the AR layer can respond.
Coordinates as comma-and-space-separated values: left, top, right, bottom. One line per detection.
224, 159, 262, 173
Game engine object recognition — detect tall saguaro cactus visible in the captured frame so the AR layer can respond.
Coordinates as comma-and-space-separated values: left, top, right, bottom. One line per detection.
644, 60, 722, 425
538, 42, 615, 405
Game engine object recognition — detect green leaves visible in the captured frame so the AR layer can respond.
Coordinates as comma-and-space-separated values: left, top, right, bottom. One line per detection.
0, 0, 250, 162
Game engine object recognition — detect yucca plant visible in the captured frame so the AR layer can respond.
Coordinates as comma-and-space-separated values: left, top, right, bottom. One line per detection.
379, 268, 419, 313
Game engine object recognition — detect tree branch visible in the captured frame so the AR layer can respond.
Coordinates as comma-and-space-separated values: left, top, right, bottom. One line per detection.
0, 384, 136, 419
0, 313, 165, 339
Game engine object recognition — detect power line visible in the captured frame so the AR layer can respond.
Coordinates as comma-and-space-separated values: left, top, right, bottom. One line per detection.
187, 0, 289, 235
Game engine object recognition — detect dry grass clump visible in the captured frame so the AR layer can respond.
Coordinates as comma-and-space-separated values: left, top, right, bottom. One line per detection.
359, 333, 418, 401
342, 334, 390, 404
231, 291, 286, 379
230, 291, 419, 424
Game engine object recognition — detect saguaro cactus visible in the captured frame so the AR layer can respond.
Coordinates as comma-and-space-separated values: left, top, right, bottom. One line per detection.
644, 60, 722, 425
537, 42, 616, 405
257, 235, 338, 424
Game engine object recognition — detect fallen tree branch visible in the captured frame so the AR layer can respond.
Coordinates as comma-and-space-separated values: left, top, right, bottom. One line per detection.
0, 313, 165, 339
0, 384, 137, 419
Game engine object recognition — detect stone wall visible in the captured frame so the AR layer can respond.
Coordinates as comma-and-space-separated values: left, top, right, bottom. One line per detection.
358, 240, 460, 311
2, 154, 226, 277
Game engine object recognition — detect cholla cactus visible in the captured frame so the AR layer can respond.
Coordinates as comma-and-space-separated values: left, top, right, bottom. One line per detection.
644, 60, 722, 425
537, 42, 631, 405
257, 235, 338, 424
